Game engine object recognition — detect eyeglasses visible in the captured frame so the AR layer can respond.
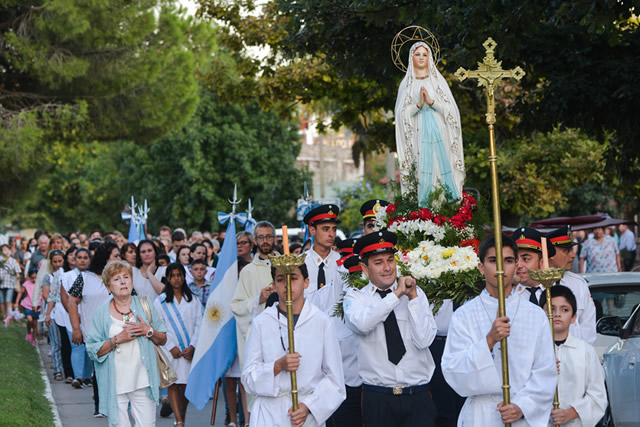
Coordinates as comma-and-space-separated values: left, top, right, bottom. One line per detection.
256, 235, 275, 241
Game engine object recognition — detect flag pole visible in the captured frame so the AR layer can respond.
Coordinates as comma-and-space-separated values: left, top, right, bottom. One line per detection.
209, 378, 222, 425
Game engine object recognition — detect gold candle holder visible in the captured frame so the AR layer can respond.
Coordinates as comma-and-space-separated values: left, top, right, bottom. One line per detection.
269, 253, 307, 411
528, 267, 565, 426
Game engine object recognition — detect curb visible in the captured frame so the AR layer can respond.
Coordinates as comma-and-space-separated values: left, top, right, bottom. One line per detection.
35, 341, 64, 427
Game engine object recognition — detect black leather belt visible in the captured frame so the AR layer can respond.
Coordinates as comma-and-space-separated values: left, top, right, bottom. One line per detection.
362, 383, 429, 395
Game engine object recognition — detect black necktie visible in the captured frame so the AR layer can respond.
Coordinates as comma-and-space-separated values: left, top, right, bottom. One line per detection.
317, 262, 325, 288
526, 287, 539, 305
376, 289, 406, 365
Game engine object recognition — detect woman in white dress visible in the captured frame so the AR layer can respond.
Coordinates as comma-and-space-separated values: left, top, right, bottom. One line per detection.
394, 41, 465, 204
154, 263, 202, 427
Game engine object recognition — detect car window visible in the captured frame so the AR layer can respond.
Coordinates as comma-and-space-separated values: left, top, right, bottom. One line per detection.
632, 312, 640, 337
589, 285, 640, 323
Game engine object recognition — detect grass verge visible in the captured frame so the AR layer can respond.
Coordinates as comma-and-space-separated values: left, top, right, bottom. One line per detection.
0, 323, 54, 426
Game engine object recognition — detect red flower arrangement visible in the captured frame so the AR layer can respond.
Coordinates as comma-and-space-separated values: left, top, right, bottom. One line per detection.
385, 192, 478, 231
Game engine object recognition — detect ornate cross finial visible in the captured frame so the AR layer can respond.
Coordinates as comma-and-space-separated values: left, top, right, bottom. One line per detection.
246, 199, 254, 219
228, 184, 242, 215
303, 182, 312, 203
455, 37, 525, 124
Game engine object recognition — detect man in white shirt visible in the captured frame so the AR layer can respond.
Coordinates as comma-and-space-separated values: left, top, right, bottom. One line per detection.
344, 231, 438, 427
230, 220, 279, 369
512, 227, 556, 307
547, 225, 597, 344
360, 199, 389, 235
310, 235, 362, 427
618, 223, 637, 271
442, 234, 557, 426
302, 205, 341, 297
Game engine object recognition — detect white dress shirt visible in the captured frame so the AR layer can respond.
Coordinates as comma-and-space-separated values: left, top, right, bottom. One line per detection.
304, 247, 341, 297
344, 281, 437, 387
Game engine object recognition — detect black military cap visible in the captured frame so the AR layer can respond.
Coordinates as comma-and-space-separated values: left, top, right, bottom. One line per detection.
303, 204, 341, 226
336, 237, 358, 256
360, 199, 390, 220
343, 255, 363, 273
353, 230, 398, 258
546, 226, 577, 248
512, 227, 556, 258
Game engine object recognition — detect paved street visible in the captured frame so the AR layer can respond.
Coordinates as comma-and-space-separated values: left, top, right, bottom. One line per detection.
38, 337, 231, 426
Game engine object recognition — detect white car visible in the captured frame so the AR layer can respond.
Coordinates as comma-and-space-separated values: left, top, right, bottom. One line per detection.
585, 272, 640, 426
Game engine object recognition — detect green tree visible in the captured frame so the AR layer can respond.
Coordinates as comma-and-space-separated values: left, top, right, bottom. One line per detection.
0, 0, 216, 204
197, 0, 638, 198
464, 127, 608, 226
9, 91, 311, 233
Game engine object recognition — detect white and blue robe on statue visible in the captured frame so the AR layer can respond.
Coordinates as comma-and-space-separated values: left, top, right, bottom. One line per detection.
394, 41, 465, 203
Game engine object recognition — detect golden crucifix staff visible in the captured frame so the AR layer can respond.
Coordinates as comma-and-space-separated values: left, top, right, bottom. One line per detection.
455, 37, 525, 427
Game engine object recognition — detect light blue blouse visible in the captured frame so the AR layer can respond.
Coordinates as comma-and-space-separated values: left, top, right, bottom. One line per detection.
86, 296, 167, 425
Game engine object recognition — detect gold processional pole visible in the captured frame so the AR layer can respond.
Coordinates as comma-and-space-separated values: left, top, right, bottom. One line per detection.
529, 240, 565, 427
455, 37, 525, 427
269, 226, 305, 412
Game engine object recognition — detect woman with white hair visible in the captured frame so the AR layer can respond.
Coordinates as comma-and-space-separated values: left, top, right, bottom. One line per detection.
86, 260, 167, 426
394, 41, 465, 203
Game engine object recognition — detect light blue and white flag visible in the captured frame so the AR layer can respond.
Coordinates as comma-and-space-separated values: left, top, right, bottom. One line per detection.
185, 218, 238, 410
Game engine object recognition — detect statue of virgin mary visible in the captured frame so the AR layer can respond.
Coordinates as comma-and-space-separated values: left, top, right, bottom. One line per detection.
394, 41, 465, 203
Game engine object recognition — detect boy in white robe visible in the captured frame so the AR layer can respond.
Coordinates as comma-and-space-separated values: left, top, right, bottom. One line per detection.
241, 262, 345, 427
442, 234, 557, 426
540, 285, 607, 426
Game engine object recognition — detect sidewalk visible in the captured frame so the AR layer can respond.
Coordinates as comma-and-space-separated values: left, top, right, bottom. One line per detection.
38, 337, 231, 426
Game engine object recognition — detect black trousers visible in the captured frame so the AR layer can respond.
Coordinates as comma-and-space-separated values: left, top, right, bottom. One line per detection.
429, 336, 465, 427
362, 388, 436, 427
57, 324, 74, 379
327, 385, 362, 427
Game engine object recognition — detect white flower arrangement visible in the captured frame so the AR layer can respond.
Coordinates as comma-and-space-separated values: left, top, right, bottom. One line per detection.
388, 219, 446, 242
399, 241, 479, 280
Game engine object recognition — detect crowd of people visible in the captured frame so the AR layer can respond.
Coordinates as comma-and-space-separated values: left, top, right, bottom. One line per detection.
0, 206, 635, 426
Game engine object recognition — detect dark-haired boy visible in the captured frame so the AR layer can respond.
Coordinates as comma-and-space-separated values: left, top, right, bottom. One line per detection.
547, 226, 597, 344
442, 234, 557, 426
187, 259, 212, 310
303, 205, 341, 297
540, 285, 606, 426
241, 263, 345, 427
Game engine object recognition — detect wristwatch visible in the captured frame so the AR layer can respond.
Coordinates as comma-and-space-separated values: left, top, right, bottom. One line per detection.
145, 328, 154, 338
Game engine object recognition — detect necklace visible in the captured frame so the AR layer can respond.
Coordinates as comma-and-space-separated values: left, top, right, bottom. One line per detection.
415, 74, 428, 80
276, 309, 296, 352
112, 300, 133, 321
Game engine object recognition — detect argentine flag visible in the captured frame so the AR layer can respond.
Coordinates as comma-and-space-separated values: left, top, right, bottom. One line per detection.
185, 218, 238, 410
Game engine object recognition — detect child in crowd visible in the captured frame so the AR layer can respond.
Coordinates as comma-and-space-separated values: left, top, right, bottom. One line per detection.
16, 267, 42, 345
442, 234, 557, 426
241, 263, 345, 427
540, 285, 607, 426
